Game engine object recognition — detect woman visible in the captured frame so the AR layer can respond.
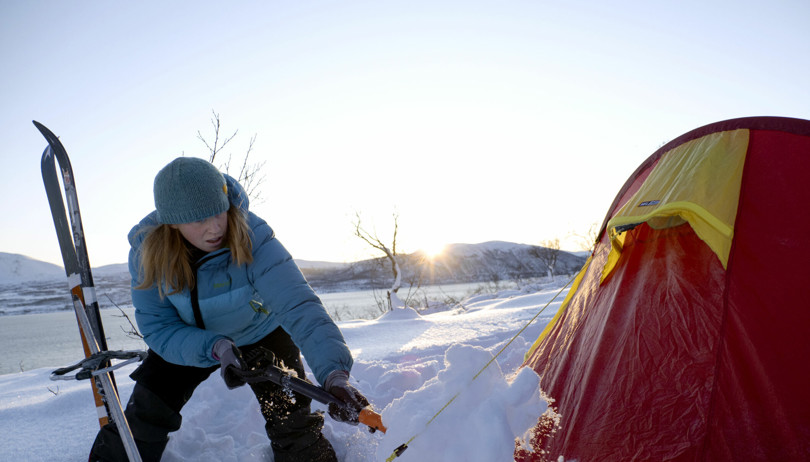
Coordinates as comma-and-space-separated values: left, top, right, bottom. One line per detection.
90, 157, 367, 462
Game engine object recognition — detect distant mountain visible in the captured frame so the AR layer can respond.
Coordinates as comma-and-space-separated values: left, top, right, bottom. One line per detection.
0, 251, 344, 285
0, 242, 587, 315
92, 263, 130, 276
0, 252, 134, 316
294, 260, 350, 270
0, 252, 64, 285
301, 241, 587, 292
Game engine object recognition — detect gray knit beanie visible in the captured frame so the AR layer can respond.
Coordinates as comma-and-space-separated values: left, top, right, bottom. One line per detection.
153, 157, 230, 224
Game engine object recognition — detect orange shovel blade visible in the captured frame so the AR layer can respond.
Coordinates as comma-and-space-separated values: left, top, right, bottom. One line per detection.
359, 407, 387, 433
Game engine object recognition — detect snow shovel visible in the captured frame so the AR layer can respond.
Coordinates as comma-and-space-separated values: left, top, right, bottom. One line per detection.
227, 347, 387, 434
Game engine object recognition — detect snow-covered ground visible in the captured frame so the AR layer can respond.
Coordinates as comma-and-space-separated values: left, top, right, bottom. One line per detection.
0, 283, 568, 462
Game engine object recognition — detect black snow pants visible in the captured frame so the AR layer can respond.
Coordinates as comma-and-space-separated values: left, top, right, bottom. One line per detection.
89, 327, 337, 462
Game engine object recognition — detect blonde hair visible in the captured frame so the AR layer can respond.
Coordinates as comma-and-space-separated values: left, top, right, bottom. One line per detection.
135, 207, 253, 298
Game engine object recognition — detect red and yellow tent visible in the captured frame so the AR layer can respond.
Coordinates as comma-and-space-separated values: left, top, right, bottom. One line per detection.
519, 117, 810, 461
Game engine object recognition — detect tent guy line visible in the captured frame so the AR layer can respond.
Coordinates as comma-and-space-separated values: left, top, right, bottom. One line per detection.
386, 275, 576, 462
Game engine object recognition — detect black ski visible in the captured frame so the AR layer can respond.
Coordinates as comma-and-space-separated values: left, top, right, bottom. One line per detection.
35, 121, 143, 462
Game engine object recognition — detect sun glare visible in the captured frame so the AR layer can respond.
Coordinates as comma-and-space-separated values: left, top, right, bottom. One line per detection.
421, 243, 446, 260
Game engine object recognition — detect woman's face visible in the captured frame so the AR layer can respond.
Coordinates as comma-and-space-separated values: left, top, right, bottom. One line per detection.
172, 211, 228, 253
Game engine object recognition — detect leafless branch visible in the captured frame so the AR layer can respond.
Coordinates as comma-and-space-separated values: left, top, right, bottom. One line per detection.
105, 294, 143, 340
568, 222, 600, 252
197, 110, 238, 164
196, 110, 266, 203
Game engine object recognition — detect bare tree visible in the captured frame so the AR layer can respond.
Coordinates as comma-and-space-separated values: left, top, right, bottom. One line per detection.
530, 238, 561, 278
197, 110, 266, 203
569, 222, 600, 252
353, 212, 404, 311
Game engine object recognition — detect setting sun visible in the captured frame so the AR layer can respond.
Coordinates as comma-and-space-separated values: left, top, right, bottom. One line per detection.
420, 243, 447, 260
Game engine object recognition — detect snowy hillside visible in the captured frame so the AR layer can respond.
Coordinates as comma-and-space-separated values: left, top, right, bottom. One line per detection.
447, 240, 535, 255
304, 241, 586, 292
0, 253, 132, 316
0, 252, 64, 285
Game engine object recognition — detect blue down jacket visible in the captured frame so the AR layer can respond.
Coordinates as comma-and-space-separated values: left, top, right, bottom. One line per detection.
128, 175, 352, 385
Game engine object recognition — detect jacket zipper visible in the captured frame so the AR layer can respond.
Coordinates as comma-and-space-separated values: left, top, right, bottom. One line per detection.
189, 250, 228, 330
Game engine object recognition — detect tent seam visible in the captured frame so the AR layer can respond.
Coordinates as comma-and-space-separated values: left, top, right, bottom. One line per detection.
698, 135, 751, 458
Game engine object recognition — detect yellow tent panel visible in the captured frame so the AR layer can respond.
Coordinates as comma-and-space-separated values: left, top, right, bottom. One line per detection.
602, 129, 748, 281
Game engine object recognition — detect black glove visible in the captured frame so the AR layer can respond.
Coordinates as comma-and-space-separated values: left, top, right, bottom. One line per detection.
212, 338, 246, 389
323, 370, 370, 423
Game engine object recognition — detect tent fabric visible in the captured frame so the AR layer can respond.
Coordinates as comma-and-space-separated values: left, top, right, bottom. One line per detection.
604, 128, 749, 278
520, 117, 810, 461
527, 254, 591, 356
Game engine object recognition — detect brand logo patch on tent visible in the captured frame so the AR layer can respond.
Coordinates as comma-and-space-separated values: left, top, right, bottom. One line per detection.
638, 200, 661, 207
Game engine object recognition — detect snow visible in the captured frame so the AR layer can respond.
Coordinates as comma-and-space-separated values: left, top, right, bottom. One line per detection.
0, 283, 568, 461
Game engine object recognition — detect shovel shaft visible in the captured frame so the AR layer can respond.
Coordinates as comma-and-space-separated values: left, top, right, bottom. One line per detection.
233, 363, 387, 433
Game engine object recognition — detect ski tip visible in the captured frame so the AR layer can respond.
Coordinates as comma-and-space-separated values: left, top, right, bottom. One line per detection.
33, 121, 63, 152
33, 120, 53, 138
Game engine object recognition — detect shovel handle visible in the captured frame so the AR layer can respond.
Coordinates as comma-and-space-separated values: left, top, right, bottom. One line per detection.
230, 359, 387, 433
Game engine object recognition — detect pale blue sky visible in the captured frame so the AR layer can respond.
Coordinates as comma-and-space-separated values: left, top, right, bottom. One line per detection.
2, 0, 809, 267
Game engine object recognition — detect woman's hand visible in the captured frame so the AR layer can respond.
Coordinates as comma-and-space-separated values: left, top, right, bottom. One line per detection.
212, 339, 247, 389
323, 370, 370, 423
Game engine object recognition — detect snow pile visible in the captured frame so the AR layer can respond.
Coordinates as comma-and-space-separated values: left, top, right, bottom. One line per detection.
376, 344, 548, 462
0, 284, 568, 461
